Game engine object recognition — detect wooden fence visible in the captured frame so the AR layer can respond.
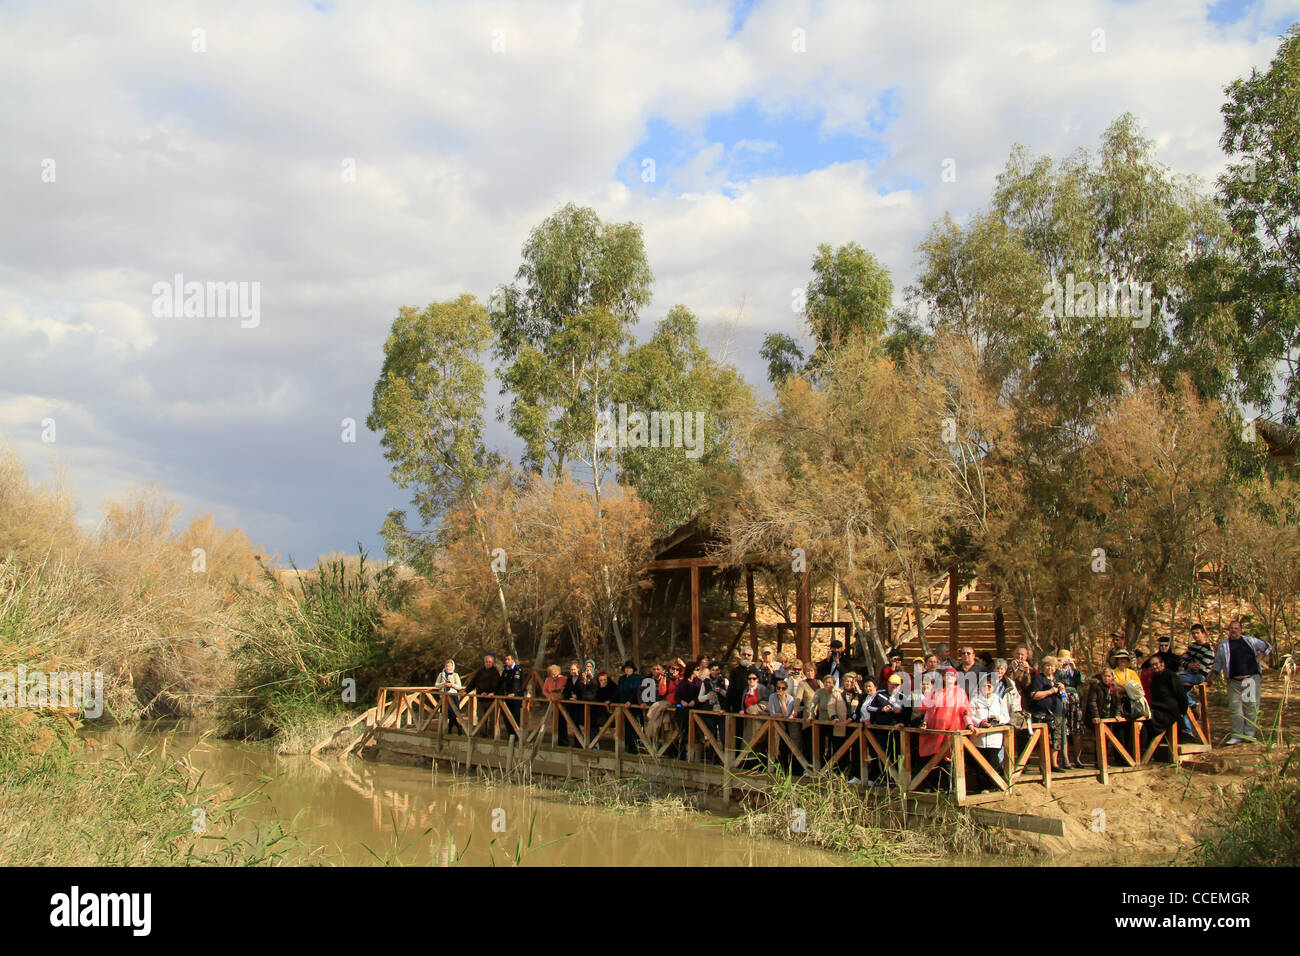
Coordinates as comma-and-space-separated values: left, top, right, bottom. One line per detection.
369, 683, 1212, 805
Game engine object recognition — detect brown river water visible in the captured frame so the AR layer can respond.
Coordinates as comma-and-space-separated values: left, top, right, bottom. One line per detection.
88, 723, 854, 866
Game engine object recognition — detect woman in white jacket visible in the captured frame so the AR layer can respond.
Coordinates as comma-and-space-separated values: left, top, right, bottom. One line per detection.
435, 659, 463, 733
968, 671, 1010, 791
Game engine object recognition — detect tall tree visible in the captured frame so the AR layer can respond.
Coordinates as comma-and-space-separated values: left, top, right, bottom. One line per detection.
490, 204, 654, 659
615, 305, 754, 534
762, 242, 893, 384
367, 294, 515, 654
1218, 23, 1300, 425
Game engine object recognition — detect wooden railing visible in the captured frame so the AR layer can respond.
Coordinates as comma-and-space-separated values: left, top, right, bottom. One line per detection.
374, 688, 1105, 801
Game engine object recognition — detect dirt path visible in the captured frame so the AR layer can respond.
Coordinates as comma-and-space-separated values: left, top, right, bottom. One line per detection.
988, 672, 1295, 863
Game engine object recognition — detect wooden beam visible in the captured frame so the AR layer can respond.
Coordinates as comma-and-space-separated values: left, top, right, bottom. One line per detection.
632, 600, 640, 668
690, 563, 701, 660
796, 569, 811, 663
948, 564, 960, 649
644, 552, 765, 571
746, 568, 758, 654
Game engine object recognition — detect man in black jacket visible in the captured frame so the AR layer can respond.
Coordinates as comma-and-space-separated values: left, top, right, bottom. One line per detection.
1146, 655, 1189, 746
816, 640, 848, 688
499, 654, 524, 736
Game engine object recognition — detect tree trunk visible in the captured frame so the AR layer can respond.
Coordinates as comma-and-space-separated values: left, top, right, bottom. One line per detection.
469, 491, 515, 658
874, 575, 889, 652
591, 405, 628, 662
906, 575, 933, 657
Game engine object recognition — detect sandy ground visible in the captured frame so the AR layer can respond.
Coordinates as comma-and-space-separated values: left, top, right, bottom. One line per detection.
989, 671, 1296, 864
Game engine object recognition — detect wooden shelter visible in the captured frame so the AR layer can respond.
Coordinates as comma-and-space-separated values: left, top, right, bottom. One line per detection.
632, 518, 815, 664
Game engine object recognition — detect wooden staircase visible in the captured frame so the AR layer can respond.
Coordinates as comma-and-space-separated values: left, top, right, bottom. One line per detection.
896, 581, 1024, 656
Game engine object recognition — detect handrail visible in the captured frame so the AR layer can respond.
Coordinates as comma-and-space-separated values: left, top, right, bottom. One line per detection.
373, 686, 1098, 802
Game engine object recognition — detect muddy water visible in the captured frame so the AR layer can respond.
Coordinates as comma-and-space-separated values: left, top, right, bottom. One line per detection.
89, 723, 849, 866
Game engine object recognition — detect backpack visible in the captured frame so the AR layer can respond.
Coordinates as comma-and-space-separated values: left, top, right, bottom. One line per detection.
1121, 681, 1151, 720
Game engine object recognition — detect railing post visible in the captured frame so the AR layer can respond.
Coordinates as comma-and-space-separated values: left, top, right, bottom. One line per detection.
1039, 726, 1052, 791
1096, 720, 1109, 785
953, 733, 967, 804
901, 729, 913, 791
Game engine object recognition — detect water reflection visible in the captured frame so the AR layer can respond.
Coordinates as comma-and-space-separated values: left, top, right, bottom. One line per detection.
89, 723, 846, 867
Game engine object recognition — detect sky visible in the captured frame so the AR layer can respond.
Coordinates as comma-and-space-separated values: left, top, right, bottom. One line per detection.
1, 0, 1297, 564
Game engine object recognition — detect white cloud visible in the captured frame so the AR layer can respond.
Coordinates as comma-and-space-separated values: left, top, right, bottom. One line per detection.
0, 0, 1294, 559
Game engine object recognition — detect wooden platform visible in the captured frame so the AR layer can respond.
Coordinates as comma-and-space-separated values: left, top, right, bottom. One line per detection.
367, 686, 1216, 815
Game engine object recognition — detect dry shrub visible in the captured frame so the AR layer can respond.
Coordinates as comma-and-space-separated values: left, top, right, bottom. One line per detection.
0, 445, 259, 718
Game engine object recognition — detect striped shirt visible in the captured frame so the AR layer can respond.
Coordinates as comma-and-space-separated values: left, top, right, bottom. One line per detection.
1180, 640, 1215, 673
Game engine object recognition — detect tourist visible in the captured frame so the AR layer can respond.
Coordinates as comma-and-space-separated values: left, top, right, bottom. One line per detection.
726, 647, 756, 712
769, 678, 797, 717
992, 658, 1023, 721
917, 668, 970, 789
673, 661, 704, 755
816, 639, 849, 688
935, 643, 956, 669
912, 673, 937, 726
1146, 636, 1181, 672
863, 674, 902, 725
1027, 656, 1067, 772
922, 653, 942, 689
1108, 648, 1141, 688
881, 648, 905, 686
741, 671, 770, 714
788, 660, 815, 717
665, 659, 685, 705
499, 653, 525, 738
1210, 618, 1273, 745
840, 672, 864, 722
649, 663, 668, 701
758, 647, 781, 688
435, 659, 463, 734
773, 652, 791, 684
1146, 655, 1189, 747
968, 671, 1010, 792
767, 677, 798, 772
977, 651, 995, 672
957, 646, 984, 676
810, 674, 847, 765
697, 662, 727, 753
543, 663, 569, 746
1179, 623, 1215, 732
1180, 624, 1215, 686
1084, 666, 1124, 725
575, 660, 599, 701
616, 661, 644, 754
468, 654, 501, 697
562, 661, 584, 746
594, 669, 618, 704
1055, 649, 1085, 768
701, 663, 728, 711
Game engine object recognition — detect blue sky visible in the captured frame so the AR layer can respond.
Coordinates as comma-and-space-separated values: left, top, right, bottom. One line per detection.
0, 0, 1296, 564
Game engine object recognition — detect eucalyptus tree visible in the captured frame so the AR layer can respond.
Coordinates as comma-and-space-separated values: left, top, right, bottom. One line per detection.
1216, 23, 1300, 425
614, 305, 754, 535
367, 294, 515, 654
490, 203, 654, 659
761, 241, 893, 385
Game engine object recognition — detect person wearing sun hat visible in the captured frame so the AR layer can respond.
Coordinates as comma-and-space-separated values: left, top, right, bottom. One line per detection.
1109, 647, 1141, 688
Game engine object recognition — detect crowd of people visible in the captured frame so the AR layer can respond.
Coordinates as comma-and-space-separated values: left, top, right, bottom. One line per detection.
427, 618, 1272, 790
